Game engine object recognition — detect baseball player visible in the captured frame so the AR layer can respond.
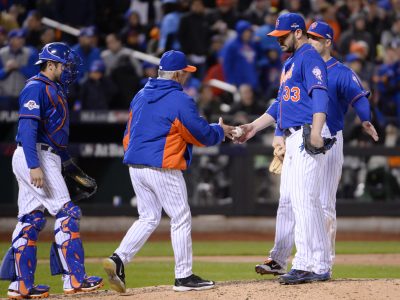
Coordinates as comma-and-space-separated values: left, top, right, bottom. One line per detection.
255, 21, 378, 278
103, 50, 234, 293
0, 42, 103, 299
236, 13, 333, 284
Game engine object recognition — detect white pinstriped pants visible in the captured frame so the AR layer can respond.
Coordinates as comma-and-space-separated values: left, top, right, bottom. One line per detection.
115, 165, 193, 278
12, 145, 70, 217
269, 128, 331, 274
270, 128, 343, 272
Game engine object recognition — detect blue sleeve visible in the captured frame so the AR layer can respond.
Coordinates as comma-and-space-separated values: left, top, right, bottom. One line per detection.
19, 118, 40, 169
19, 48, 39, 78
0, 56, 8, 79
312, 88, 329, 114
352, 96, 371, 122
19, 84, 42, 120
303, 54, 328, 95
266, 99, 279, 120
178, 95, 224, 146
340, 68, 370, 106
275, 126, 284, 136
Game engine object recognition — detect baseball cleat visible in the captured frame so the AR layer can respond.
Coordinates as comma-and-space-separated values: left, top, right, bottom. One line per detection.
255, 258, 286, 275
7, 285, 50, 299
103, 253, 126, 293
309, 271, 331, 282
278, 269, 314, 285
63, 276, 103, 294
173, 274, 215, 292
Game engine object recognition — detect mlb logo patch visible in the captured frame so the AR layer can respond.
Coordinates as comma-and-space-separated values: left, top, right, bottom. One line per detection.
310, 22, 318, 30
24, 100, 40, 110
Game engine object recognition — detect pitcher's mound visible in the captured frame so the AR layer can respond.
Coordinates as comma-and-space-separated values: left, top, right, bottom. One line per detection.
50, 279, 400, 300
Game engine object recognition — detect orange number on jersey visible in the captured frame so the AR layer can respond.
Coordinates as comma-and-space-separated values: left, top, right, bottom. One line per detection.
291, 87, 300, 102
282, 86, 301, 102
283, 86, 290, 101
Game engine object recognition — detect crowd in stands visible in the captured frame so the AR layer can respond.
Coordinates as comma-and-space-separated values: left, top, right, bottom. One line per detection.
0, 0, 400, 147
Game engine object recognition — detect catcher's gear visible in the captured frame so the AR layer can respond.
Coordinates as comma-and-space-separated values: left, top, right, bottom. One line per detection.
302, 124, 336, 155
269, 145, 285, 175
63, 160, 97, 202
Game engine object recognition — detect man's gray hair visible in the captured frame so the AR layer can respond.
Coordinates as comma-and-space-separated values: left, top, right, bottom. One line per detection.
158, 69, 184, 79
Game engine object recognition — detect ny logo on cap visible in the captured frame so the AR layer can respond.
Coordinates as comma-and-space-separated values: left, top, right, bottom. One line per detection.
310, 22, 318, 30
276, 19, 280, 27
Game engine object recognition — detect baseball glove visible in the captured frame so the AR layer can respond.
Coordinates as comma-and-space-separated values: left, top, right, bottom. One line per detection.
302, 124, 336, 155
269, 145, 285, 175
63, 160, 97, 202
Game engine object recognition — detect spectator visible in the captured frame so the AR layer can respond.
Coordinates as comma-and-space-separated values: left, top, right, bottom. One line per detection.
101, 33, 142, 109
72, 26, 101, 81
39, 27, 56, 49
381, 16, 400, 48
259, 46, 282, 100
79, 60, 117, 110
140, 61, 158, 88
338, 12, 375, 59
54, 0, 95, 27
178, 0, 210, 79
254, 9, 280, 53
0, 8, 19, 31
146, 26, 160, 55
120, 9, 147, 51
221, 20, 259, 90
208, 0, 239, 31
197, 84, 222, 122
23, 10, 43, 49
0, 29, 38, 109
158, 0, 182, 54
101, 33, 142, 78
243, 0, 270, 26
229, 84, 265, 117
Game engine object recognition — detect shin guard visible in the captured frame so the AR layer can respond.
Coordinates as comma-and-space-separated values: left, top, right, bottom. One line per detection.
9, 211, 46, 296
54, 202, 86, 289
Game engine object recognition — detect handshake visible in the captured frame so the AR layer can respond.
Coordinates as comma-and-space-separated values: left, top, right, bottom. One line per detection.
218, 117, 251, 143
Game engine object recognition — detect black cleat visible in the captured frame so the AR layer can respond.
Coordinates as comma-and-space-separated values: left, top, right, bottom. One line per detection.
103, 253, 126, 293
8, 285, 50, 299
173, 274, 215, 291
255, 258, 286, 275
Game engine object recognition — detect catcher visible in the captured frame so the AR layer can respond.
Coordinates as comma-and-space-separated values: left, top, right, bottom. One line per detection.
0, 43, 102, 299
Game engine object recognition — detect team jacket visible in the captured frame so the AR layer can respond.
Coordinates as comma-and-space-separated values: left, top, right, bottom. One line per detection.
16, 73, 70, 151
267, 44, 328, 130
325, 57, 370, 135
123, 78, 224, 170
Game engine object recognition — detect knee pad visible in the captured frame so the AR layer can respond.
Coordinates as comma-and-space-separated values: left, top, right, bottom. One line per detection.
53, 202, 86, 288
8, 211, 46, 295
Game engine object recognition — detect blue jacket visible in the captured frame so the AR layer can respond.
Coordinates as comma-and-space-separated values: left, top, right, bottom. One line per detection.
123, 78, 224, 170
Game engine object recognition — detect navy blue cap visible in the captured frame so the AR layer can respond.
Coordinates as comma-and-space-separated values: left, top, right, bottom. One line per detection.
90, 60, 105, 73
159, 50, 196, 72
345, 53, 361, 63
307, 21, 334, 40
267, 13, 306, 37
80, 26, 96, 37
8, 29, 25, 39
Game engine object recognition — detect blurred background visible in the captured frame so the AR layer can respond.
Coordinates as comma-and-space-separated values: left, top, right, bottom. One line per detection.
1, 0, 400, 219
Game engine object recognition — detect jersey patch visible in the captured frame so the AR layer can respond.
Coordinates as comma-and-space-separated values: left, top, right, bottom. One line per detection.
312, 66, 323, 83
23, 100, 40, 110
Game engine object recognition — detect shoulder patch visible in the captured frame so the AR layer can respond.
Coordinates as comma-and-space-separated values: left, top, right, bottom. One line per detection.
23, 100, 40, 110
312, 66, 323, 82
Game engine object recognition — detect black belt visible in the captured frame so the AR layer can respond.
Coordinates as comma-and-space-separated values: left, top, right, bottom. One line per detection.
17, 142, 57, 155
283, 126, 302, 137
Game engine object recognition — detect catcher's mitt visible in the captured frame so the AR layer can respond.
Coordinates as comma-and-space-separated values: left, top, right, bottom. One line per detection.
302, 124, 336, 155
63, 160, 97, 202
269, 145, 285, 175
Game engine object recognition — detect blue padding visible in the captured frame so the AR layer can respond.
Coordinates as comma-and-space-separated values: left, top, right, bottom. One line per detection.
0, 247, 16, 281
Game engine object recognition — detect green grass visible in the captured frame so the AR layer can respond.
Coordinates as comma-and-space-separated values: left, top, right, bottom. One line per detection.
0, 241, 399, 296
1, 241, 399, 259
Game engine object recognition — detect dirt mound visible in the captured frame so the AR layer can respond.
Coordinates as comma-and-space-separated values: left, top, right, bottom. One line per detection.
49, 279, 400, 300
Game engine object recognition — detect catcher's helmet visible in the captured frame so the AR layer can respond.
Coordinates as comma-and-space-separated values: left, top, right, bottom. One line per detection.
35, 42, 82, 87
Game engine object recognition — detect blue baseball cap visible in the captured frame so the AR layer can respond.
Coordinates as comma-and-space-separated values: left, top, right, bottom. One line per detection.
8, 29, 26, 39
267, 13, 306, 37
159, 50, 196, 73
90, 60, 105, 73
307, 21, 334, 40
80, 26, 96, 37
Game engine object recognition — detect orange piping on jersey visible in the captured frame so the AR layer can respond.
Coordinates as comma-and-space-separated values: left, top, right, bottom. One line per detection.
327, 61, 339, 69
19, 114, 41, 120
123, 110, 133, 151
162, 118, 204, 170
